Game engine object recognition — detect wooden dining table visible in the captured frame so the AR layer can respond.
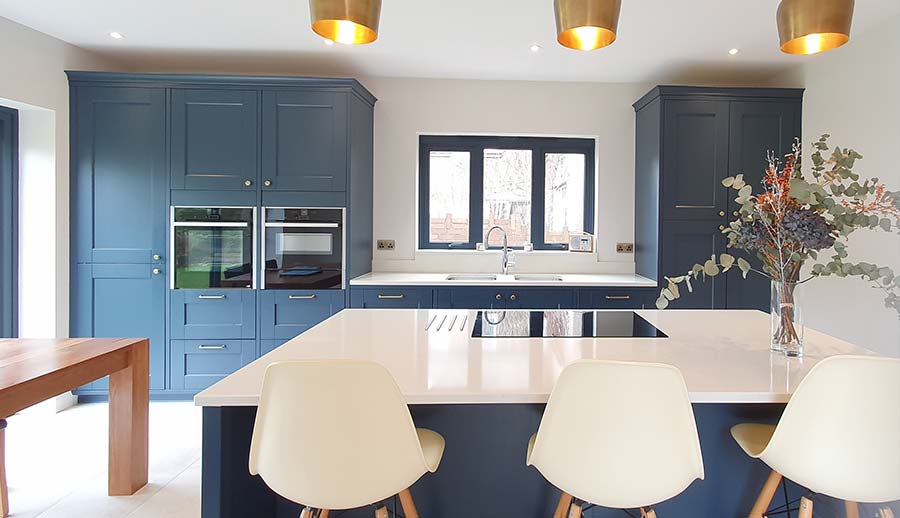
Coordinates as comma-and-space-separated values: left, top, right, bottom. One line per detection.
0, 338, 149, 500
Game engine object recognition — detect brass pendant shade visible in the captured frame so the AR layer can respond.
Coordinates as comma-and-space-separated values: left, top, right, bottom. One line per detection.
554, 0, 622, 51
310, 0, 382, 45
777, 0, 854, 55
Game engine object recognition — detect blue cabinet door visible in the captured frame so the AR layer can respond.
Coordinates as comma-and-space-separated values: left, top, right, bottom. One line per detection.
352, 287, 433, 308
170, 339, 256, 391
661, 100, 730, 221
170, 289, 256, 340
505, 289, 576, 309
576, 288, 656, 309
171, 89, 259, 191
72, 87, 167, 264
435, 288, 506, 309
71, 263, 166, 390
259, 339, 288, 357
261, 90, 348, 191
259, 290, 344, 340
726, 101, 800, 311
660, 220, 727, 309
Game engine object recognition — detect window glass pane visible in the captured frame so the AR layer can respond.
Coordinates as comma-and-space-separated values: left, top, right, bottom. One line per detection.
483, 149, 532, 247
544, 153, 586, 245
429, 151, 470, 244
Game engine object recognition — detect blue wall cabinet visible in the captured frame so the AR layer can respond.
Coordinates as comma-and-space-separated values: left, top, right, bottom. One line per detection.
170, 339, 255, 391
259, 290, 345, 340
171, 89, 259, 191
352, 287, 433, 308
71, 263, 167, 390
634, 86, 803, 311
262, 90, 348, 191
170, 290, 257, 340
72, 86, 167, 265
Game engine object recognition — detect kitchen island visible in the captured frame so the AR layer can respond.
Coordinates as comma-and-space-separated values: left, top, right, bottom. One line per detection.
196, 309, 867, 518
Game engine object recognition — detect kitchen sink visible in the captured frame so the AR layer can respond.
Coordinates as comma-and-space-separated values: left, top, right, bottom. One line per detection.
514, 274, 564, 282
446, 274, 498, 281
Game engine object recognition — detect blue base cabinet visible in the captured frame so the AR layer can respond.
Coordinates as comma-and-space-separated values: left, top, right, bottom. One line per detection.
576, 288, 655, 309
170, 290, 257, 340
351, 287, 434, 308
260, 290, 345, 340
170, 339, 256, 391
435, 287, 577, 310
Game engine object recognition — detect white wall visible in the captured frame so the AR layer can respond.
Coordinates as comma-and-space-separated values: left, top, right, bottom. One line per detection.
363, 77, 651, 273
774, 15, 900, 356
0, 16, 118, 338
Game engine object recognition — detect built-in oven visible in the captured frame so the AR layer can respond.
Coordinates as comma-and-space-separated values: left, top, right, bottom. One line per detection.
171, 207, 256, 290
262, 207, 344, 290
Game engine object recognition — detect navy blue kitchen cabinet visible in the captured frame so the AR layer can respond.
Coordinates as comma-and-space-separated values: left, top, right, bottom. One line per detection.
170, 339, 256, 391
262, 90, 348, 192
71, 263, 167, 391
435, 287, 577, 309
259, 290, 345, 340
171, 89, 259, 191
351, 287, 434, 308
634, 86, 802, 310
576, 288, 656, 309
72, 86, 167, 265
170, 289, 257, 340
259, 339, 288, 357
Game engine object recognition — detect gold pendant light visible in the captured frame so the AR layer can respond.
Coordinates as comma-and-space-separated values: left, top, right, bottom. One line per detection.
777, 0, 854, 55
310, 0, 382, 45
554, 0, 622, 51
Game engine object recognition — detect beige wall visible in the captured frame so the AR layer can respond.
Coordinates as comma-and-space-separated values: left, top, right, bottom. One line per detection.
0, 17, 118, 338
775, 15, 900, 356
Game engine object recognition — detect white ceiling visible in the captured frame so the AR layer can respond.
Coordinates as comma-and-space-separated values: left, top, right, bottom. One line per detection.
1, 0, 898, 83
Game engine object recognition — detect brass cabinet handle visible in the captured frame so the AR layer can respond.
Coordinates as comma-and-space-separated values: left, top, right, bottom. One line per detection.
289, 294, 317, 300
377, 294, 404, 299
732, 211, 740, 217
198, 294, 226, 300
151, 268, 161, 275
605, 295, 631, 300
719, 211, 726, 217
244, 179, 253, 187
198, 344, 226, 350
495, 293, 502, 300
509, 294, 517, 301
263, 180, 272, 187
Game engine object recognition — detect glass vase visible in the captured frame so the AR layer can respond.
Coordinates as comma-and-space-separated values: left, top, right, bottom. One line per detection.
770, 280, 803, 356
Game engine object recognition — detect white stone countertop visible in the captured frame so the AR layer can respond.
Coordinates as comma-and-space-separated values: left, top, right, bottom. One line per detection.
195, 309, 870, 407
349, 272, 658, 287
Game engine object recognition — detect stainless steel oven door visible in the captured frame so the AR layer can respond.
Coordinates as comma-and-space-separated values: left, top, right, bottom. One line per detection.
262, 208, 344, 290
171, 207, 256, 289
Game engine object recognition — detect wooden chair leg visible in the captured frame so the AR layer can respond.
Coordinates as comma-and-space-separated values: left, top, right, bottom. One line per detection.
845, 500, 859, 518
0, 422, 8, 518
553, 492, 573, 518
640, 508, 657, 518
877, 508, 895, 518
398, 489, 419, 518
567, 502, 582, 518
374, 505, 389, 518
300, 507, 313, 518
318, 510, 330, 518
749, 470, 783, 518
798, 497, 814, 518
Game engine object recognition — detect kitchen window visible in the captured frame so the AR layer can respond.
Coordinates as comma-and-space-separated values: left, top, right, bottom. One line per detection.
418, 135, 595, 250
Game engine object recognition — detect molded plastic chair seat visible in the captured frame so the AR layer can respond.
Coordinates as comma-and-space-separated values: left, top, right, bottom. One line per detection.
415, 428, 445, 472
730, 423, 776, 458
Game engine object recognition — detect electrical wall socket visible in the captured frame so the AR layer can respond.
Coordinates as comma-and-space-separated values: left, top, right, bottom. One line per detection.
616, 242, 634, 253
376, 239, 395, 251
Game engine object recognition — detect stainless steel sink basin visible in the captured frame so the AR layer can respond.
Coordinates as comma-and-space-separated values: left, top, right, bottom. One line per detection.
446, 274, 498, 281
514, 274, 564, 282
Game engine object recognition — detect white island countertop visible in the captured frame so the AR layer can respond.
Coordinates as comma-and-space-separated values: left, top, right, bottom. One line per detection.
195, 309, 871, 407
349, 272, 657, 287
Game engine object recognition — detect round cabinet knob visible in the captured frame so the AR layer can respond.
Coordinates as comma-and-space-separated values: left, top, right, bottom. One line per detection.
152, 268, 161, 275
733, 211, 740, 217
495, 293, 502, 300
152, 254, 161, 261
244, 180, 253, 187
263, 180, 272, 187
509, 294, 517, 301
719, 225, 726, 231
719, 211, 726, 217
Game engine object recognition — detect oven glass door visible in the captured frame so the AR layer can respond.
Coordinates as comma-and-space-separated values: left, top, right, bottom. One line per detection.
263, 208, 343, 289
173, 207, 255, 289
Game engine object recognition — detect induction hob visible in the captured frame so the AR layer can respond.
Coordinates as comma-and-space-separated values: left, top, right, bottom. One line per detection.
471, 310, 667, 338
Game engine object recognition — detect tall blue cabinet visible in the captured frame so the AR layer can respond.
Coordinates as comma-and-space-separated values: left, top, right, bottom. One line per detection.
633, 86, 803, 310
68, 72, 376, 399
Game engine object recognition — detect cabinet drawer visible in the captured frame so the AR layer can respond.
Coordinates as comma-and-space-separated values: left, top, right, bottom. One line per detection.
170, 339, 256, 391
352, 287, 433, 308
577, 288, 656, 309
260, 290, 344, 340
259, 339, 288, 357
170, 289, 256, 339
506, 289, 576, 309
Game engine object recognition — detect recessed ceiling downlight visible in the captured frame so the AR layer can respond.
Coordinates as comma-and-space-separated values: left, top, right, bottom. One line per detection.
729, 48, 740, 55
530, 44, 542, 52
108, 31, 124, 39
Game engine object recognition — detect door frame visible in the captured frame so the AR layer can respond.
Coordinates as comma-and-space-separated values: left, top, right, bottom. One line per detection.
0, 105, 18, 337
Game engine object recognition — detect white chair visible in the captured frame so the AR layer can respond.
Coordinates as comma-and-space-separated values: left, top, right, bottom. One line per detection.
249, 360, 445, 518
527, 360, 704, 517
732, 355, 900, 518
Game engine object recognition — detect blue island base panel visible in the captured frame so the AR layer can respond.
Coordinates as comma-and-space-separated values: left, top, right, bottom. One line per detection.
203, 404, 837, 518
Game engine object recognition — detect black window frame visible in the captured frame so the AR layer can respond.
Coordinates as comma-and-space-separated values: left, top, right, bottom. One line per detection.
418, 135, 595, 250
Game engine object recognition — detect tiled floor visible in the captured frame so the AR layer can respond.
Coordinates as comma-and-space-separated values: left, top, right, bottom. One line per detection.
5, 401, 201, 518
